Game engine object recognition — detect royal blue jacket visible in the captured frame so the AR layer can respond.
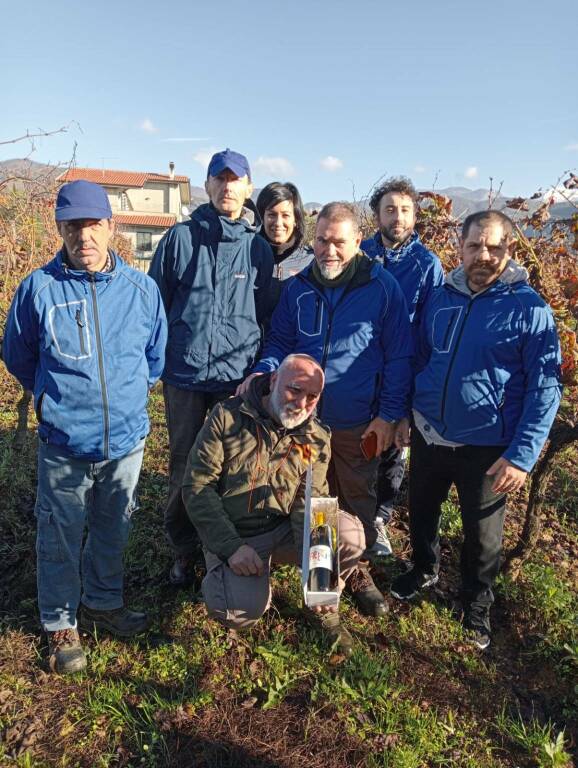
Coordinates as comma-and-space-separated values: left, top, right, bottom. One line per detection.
253, 256, 413, 429
3, 252, 167, 461
412, 262, 562, 471
148, 203, 274, 391
361, 231, 444, 325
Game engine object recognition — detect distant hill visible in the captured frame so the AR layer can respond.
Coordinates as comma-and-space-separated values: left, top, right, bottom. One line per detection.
0, 158, 63, 190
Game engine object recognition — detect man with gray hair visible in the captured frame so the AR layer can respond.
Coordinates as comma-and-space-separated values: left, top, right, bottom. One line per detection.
183, 353, 365, 654
239, 202, 413, 617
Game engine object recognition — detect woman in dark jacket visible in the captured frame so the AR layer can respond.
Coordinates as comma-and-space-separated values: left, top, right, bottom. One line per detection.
256, 182, 314, 307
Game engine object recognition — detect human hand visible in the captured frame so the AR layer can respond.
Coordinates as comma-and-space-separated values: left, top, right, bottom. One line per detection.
309, 604, 338, 615
394, 417, 411, 450
227, 544, 265, 576
361, 417, 396, 456
486, 457, 527, 494
235, 372, 264, 396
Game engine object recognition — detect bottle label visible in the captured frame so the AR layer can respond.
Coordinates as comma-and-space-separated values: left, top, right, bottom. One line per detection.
309, 545, 333, 572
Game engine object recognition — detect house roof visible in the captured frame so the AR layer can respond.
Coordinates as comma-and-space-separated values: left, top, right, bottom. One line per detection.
114, 213, 177, 228
57, 168, 189, 186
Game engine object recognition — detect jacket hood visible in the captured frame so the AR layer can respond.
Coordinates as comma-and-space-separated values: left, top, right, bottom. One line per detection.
446, 258, 529, 296
191, 201, 262, 238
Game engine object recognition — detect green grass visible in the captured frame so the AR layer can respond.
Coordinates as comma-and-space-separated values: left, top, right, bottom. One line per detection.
0, 369, 576, 767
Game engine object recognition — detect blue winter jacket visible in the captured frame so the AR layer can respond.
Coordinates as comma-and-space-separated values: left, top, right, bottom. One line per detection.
361, 231, 444, 325
412, 261, 562, 471
253, 256, 413, 429
3, 251, 167, 461
148, 203, 274, 391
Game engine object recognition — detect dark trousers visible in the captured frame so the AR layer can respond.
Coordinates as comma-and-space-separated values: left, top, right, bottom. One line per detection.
408, 427, 506, 609
375, 446, 407, 520
163, 384, 231, 556
327, 423, 379, 549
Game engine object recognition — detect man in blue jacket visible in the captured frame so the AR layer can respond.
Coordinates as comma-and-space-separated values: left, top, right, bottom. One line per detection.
148, 149, 274, 586
239, 202, 413, 616
3, 180, 167, 674
362, 177, 444, 559
391, 210, 562, 649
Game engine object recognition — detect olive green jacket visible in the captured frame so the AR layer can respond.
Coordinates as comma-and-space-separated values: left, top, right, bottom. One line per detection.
182, 375, 331, 560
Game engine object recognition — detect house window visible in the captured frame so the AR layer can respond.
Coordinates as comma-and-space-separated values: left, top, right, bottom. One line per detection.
136, 232, 152, 253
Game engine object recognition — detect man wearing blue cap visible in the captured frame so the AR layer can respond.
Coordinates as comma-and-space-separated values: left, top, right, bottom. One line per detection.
3, 180, 167, 674
148, 149, 274, 586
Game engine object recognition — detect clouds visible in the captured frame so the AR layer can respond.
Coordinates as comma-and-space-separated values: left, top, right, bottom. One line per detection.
139, 118, 157, 134
464, 166, 478, 179
254, 156, 295, 176
320, 155, 343, 172
414, 164, 426, 174
564, 142, 578, 151
193, 147, 219, 171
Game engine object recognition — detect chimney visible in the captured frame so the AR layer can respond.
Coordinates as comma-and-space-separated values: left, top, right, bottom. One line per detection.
169, 161, 175, 180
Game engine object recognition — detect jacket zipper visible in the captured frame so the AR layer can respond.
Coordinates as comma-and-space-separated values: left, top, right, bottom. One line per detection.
317, 283, 357, 417
439, 300, 473, 433
89, 277, 110, 459
75, 308, 86, 356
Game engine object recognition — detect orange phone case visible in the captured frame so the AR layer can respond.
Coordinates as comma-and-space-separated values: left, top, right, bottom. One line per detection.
360, 431, 378, 461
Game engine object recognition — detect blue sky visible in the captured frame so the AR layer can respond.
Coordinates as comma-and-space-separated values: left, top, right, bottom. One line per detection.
2, 0, 577, 202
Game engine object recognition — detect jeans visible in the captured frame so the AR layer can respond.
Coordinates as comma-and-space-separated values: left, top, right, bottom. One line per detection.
408, 427, 506, 609
35, 438, 145, 631
163, 384, 231, 556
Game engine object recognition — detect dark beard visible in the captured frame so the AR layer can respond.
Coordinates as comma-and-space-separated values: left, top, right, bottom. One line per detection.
380, 226, 412, 248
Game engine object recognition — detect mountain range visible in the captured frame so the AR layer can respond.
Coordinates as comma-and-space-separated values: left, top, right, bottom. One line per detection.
1, 159, 575, 222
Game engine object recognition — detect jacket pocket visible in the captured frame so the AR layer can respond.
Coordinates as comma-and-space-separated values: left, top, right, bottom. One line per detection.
48, 299, 91, 360
297, 291, 324, 337
431, 306, 463, 354
35, 504, 65, 563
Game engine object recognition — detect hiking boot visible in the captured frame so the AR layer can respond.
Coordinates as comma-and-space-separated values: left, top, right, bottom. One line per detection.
47, 628, 87, 674
364, 518, 393, 560
321, 613, 354, 657
463, 606, 491, 650
390, 567, 438, 601
347, 563, 388, 617
79, 605, 150, 637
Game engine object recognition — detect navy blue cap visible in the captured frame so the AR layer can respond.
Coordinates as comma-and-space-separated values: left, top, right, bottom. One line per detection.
55, 180, 113, 221
207, 148, 251, 180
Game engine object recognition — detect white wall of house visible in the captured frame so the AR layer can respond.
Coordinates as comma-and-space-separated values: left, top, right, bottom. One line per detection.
103, 183, 183, 216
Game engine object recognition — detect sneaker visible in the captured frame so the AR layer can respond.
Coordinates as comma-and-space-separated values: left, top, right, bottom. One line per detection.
364, 518, 393, 560
463, 606, 491, 650
169, 555, 195, 586
346, 563, 388, 617
47, 628, 87, 674
79, 605, 150, 637
321, 613, 354, 657
390, 568, 438, 601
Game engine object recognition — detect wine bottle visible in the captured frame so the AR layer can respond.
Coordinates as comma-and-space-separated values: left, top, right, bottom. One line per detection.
307, 510, 335, 592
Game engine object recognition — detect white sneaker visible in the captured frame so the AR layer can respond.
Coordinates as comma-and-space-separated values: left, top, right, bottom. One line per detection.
365, 518, 393, 559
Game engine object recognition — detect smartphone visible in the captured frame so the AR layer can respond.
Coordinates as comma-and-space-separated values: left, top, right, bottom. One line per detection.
360, 431, 378, 461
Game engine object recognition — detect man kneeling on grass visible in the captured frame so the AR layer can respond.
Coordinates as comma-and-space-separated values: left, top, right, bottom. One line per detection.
182, 354, 365, 655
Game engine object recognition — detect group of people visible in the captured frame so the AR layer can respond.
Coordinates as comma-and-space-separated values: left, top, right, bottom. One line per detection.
3, 148, 562, 674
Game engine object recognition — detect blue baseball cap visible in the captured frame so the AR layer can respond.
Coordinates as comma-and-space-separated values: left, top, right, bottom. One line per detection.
55, 180, 113, 221
207, 148, 251, 180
